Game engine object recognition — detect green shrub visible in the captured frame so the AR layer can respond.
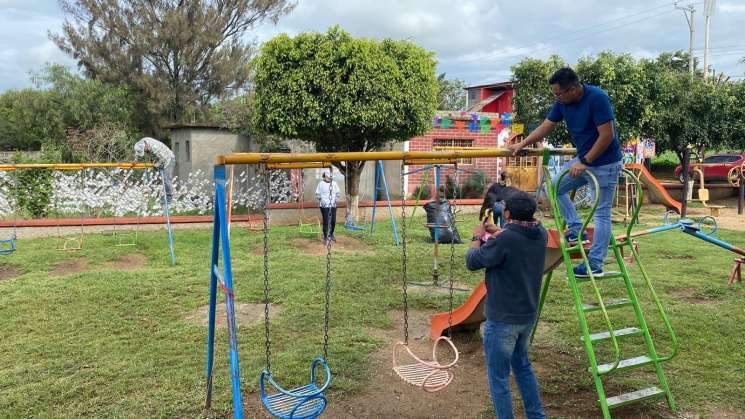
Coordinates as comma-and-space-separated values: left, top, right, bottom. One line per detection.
461, 170, 490, 199
11, 147, 61, 218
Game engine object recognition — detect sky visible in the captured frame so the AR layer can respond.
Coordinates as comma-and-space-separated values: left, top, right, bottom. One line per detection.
1, 0, 744, 92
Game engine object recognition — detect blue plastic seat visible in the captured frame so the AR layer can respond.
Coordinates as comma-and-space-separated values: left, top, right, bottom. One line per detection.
260, 357, 331, 419
0, 236, 16, 255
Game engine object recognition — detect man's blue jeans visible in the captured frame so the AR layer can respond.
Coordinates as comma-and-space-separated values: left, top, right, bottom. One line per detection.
483, 320, 546, 419
554, 157, 622, 270
492, 202, 506, 228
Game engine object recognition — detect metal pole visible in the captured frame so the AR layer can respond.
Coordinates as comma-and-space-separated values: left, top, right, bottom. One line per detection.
161, 169, 176, 266
204, 166, 222, 410
676, 2, 696, 75
703, 0, 716, 79
738, 180, 744, 215
681, 146, 692, 218
377, 160, 400, 246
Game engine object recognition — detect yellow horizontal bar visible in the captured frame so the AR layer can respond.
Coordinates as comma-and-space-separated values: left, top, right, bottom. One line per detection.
0, 162, 155, 171
404, 159, 458, 165
266, 162, 331, 169
218, 148, 575, 165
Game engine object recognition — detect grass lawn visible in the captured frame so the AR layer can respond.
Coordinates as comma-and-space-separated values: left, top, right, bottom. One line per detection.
0, 205, 743, 418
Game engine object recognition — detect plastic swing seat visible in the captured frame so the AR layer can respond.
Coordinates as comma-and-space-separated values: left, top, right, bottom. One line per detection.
392, 336, 459, 393
260, 357, 332, 419
0, 236, 16, 255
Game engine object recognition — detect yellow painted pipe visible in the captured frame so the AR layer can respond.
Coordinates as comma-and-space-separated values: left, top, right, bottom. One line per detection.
403, 159, 458, 165
265, 162, 331, 169
0, 162, 155, 171
217, 148, 575, 165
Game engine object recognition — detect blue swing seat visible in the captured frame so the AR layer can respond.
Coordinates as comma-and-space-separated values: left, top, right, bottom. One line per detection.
0, 236, 16, 255
260, 357, 331, 419
344, 219, 366, 232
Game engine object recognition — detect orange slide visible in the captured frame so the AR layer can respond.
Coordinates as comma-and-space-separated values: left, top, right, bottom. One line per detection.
624, 163, 682, 214
429, 230, 570, 341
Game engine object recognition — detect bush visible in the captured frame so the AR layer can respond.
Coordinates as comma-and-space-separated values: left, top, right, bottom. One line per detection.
11, 147, 61, 218
461, 170, 491, 198
412, 183, 432, 201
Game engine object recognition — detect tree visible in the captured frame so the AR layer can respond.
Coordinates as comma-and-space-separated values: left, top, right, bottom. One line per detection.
0, 65, 141, 161
51, 0, 295, 128
575, 52, 652, 142
436, 73, 466, 110
253, 26, 438, 218
511, 55, 570, 144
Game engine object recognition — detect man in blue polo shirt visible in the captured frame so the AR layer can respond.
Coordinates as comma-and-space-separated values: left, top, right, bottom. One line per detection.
509, 67, 622, 277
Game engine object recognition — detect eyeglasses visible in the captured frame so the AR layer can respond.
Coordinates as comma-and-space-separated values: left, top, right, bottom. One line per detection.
553, 86, 574, 99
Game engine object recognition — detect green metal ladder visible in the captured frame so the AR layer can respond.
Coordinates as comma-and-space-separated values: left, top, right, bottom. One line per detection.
534, 163, 679, 418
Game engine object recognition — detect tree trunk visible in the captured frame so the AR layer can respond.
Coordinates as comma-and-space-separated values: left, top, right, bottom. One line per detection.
338, 161, 364, 223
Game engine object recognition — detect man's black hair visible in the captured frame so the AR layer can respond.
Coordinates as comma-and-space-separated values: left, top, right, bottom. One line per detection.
548, 67, 580, 89
505, 191, 537, 222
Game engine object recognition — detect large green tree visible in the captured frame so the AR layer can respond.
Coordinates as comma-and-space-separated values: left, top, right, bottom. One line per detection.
436, 73, 466, 110
253, 26, 438, 217
511, 55, 569, 143
51, 0, 295, 128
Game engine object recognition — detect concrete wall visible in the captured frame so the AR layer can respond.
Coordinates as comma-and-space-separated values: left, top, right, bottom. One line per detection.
170, 127, 254, 182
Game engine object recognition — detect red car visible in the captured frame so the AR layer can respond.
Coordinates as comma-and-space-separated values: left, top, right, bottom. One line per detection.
674, 152, 745, 184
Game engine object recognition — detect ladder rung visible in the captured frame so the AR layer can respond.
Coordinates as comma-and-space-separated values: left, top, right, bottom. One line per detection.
576, 271, 623, 282
583, 298, 632, 312
581, 327, 642, 343
606, 386, 665, 409
595, 355, 654, 374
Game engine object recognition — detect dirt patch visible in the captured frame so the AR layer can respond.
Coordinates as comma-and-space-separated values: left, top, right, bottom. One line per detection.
243, 310, 668, 419
0, 264, 21, 282
184, 302, 275, 328
105, 253, 148, 271
50, 258, 89, 277
289, 236, 374, 257
667, 287, 723, 305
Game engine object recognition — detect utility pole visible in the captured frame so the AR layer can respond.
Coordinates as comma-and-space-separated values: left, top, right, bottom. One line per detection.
675, 2, 696, 75
703, 0, 716, 79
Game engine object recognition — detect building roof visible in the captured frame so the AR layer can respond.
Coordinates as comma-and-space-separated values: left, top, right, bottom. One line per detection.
465, 81, 514, 91
467, 91, 505, 112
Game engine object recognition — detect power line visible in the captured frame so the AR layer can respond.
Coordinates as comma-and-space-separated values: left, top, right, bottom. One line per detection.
458, 2, 687, 65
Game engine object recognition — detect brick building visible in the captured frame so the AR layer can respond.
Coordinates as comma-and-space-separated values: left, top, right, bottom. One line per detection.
404, 81, 540, 196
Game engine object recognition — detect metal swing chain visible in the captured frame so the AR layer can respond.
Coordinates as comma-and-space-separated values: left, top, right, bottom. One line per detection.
399, 163, 409, 345
447, 163, 458, 338
262, 165, 272, 373
322, 172, 333, 361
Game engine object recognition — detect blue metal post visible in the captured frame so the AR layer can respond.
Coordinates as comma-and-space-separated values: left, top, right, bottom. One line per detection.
377, 160, 400, 246
681, 226, 745, 257
370, 161, 379, 236
204, 167, 221, 410
161, 169, 176, 265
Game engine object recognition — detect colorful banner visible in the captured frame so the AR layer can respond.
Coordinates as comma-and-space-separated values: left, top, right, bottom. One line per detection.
432, 112, 526, 132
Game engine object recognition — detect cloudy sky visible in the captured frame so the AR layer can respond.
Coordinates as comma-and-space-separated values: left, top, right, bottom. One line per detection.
1, 0, 744, 92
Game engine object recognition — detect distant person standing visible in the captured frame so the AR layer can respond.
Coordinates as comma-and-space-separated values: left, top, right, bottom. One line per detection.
509, 67, 622, 277
315, 169, 341, 245
134, 137, 176, 203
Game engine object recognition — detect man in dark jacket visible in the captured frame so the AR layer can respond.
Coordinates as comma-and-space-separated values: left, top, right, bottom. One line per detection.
467, 191, 548, 419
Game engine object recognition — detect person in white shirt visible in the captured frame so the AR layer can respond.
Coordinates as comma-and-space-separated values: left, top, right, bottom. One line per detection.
133, 137, 176, 203
315, 169, 341, 244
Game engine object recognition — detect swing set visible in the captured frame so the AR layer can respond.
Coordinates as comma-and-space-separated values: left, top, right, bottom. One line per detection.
0, 162, 175, 265
204, 147, 575, 418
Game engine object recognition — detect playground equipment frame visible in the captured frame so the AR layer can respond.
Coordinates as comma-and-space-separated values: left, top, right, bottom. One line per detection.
205, 147, 575, 419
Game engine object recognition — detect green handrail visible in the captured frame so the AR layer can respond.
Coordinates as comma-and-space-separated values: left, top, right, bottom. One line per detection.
617, 168, 679, 362
543, 166, 623, 376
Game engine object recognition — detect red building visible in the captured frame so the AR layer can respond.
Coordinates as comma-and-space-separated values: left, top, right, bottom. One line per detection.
405, 81, 526, 196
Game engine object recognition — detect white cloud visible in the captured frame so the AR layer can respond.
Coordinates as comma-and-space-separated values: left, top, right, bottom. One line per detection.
720, 2, 745, 12
2, 0, 745, 92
